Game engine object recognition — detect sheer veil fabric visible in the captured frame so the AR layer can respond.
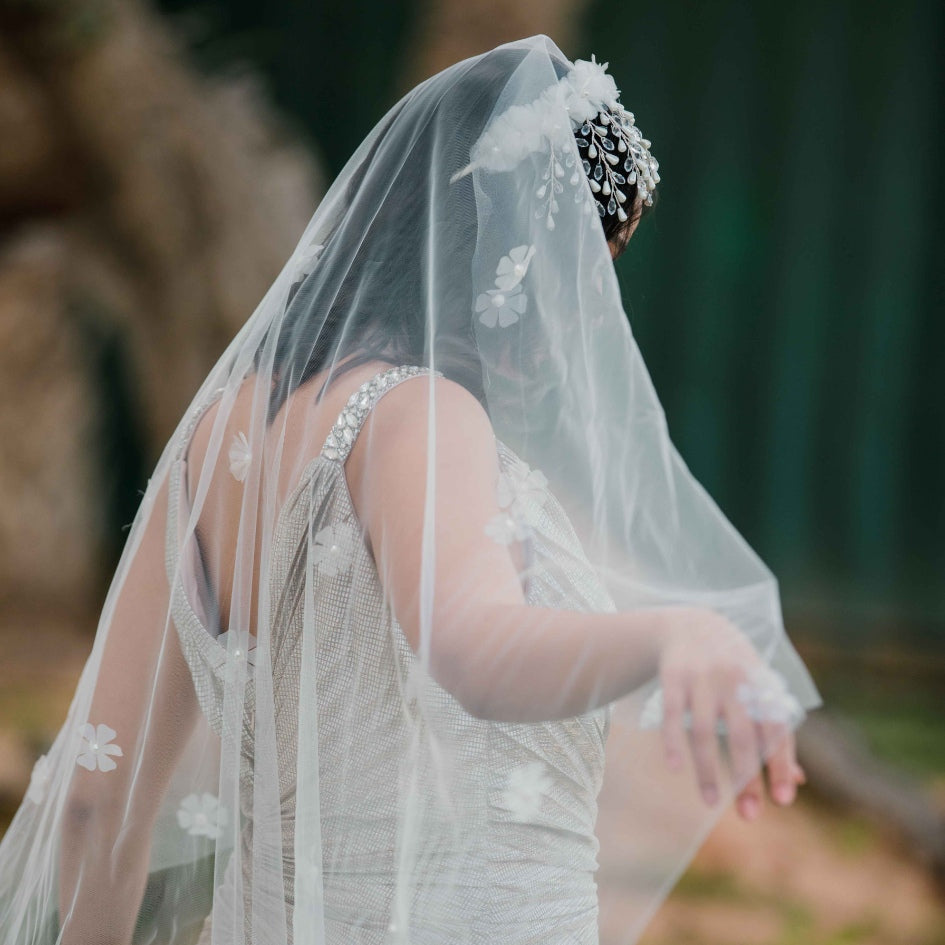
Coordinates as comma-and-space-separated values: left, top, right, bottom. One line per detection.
0, 34, 822, 945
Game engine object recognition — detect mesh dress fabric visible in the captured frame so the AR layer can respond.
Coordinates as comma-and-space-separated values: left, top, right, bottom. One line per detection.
0, 33, 822, 945
172, 364, 614, 945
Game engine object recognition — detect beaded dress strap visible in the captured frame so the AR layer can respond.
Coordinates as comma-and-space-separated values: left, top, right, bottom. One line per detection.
320, 364, 442, 464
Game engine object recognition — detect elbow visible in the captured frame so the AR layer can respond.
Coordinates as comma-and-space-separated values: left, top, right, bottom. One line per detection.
428, 643, 499, 721
430, 647, 515, 722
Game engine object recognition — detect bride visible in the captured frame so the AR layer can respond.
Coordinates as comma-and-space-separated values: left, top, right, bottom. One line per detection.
0, 35, 821, 945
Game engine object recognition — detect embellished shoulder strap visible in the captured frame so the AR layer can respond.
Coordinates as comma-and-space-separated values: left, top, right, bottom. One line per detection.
320, 364, 442, 463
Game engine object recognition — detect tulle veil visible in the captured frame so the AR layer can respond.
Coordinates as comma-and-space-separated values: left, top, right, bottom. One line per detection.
0, 34, 822, 945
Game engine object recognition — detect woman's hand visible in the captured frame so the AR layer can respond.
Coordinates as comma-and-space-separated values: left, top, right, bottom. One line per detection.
657, 607, 806, 820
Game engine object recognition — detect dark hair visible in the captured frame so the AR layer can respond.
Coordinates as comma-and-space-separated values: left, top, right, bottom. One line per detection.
263, 55, 657, 424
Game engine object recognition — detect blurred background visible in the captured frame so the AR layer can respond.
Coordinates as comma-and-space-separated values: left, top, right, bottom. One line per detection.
0, 0, 942, 942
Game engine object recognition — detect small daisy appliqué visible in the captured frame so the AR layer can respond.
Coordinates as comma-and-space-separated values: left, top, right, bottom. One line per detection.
501, 761, 553, 822
475, 285, 527, 328
497, 457, 548, 521
735, 665, 804, 725
76, 723, 123, 773
228, 431, 252, 482
177, 792, 227, 839
494, 245, 536, 291
475, 245, 535, 328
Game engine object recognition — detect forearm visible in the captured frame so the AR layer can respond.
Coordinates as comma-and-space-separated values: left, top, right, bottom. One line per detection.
435, 602, 690, 723
59, 803, 152, 945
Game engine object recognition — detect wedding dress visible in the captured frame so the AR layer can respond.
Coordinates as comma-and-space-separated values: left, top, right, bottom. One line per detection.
0, 36, 822, 945
169, 364, 613, 944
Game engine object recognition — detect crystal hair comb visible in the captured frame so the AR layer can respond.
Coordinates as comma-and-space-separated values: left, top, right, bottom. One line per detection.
451, 56, 660, 228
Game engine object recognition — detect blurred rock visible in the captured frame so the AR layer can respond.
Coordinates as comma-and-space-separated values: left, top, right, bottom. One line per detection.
0, 0, 323, 620
0, 227, 100, 612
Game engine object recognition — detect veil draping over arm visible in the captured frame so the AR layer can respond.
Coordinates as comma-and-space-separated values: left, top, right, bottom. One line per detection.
0, 34, 821, 945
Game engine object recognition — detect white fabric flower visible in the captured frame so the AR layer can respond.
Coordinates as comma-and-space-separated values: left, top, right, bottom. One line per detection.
177, 792, 227, 839
312, 524, 356, 577
494, 245, 536, 291
25, 754, 51, 805
534, 82, 574, 147
228, 431, 252, 482
501, 761, 553, 822
471, 102, 544, 171
497, 458, 548, 519
475, 285, 527, 328
735, 665, 804, 724
76, 723, 123, 773
485, 511, 531, 545
559, 56, 620, 123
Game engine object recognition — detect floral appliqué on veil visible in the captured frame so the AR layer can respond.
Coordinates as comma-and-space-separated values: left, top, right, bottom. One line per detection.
75, 723, 123, 773
476, 245, 535, 328
177, 792, 227, 839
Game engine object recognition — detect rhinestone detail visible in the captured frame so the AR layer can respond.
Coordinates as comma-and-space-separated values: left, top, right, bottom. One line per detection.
319, 365, 442, 464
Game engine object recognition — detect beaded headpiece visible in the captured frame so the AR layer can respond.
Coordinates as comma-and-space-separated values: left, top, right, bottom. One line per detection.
452, 55, 659, 229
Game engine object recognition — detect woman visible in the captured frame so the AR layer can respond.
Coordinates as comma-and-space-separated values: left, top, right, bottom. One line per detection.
0, 35, 821, 945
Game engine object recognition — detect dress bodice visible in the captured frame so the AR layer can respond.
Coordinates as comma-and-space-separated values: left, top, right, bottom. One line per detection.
166, 364, 616, 945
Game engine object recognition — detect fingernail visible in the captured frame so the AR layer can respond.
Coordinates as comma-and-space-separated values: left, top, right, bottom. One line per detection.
741, 796, 759, 820
775, 783, 795, 805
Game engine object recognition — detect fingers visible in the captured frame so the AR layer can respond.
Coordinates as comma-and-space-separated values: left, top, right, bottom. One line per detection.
735, 773, 764, 821
760, 722, 802, 807
688, 676, 722, 806
721, 690, 764, 820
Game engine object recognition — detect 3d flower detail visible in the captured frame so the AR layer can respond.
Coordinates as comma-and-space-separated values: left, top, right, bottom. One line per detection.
25, 754, 51, 805
177, 792, 227, 839
735, 665, 804, 724
228, 431, 252, 482
475, 285, 527, 328
485, 510, 531, 545
500, 761, 553, 822
453, 54, 658, 227
312, 523, 356, 577
494, 245, 537, 291
560, 55, 620, 123
76, 723, 123, 773
497, 458, 548, 520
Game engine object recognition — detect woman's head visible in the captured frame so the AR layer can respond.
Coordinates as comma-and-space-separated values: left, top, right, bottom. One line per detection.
265, 41, 658, 420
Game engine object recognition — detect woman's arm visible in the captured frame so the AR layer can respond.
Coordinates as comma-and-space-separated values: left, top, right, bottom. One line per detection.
346, 375, 804, 817
346, 375, 678, 721
59, 474, 201, 945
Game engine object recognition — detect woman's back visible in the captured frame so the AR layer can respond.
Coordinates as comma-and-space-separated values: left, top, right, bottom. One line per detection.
167, 363, 614, 944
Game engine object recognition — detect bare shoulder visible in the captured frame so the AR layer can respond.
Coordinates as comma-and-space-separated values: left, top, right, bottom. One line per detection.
346, 373, 498, 519
366, 373, 493, 446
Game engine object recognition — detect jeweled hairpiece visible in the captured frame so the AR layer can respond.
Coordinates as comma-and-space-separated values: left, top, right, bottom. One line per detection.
451, 55, 660, 229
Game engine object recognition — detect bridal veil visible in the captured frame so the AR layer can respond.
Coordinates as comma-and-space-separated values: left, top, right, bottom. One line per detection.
0, 34, 822, 945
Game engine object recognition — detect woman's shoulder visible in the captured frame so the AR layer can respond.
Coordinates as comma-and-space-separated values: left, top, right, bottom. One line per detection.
344, 369, 499, 523
362, 370, 493, 444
